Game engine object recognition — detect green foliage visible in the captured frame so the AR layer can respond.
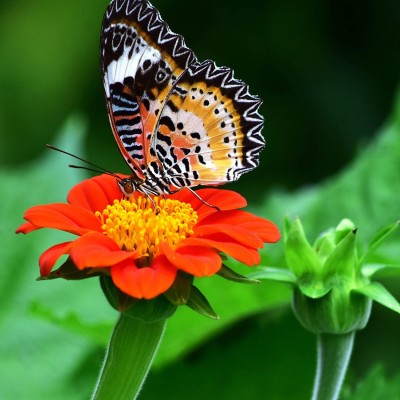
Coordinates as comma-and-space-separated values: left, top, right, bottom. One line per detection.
2, 0, 400, 398
342, 366, 400, 400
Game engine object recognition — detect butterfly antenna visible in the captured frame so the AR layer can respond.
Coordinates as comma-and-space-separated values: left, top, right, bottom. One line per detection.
46, 144, 121, 180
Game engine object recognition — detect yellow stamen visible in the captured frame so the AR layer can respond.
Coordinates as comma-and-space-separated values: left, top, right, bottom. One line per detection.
95, 196, 198, 263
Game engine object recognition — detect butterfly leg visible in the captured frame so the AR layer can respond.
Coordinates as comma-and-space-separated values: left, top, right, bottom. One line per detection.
185, 187, 220, 211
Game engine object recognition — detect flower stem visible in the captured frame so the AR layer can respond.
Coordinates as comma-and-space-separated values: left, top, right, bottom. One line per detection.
92, 313, 166, 400
312, 332, 355, 400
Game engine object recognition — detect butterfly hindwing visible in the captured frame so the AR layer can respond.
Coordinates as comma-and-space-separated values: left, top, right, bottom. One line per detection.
153, 60, 264, 189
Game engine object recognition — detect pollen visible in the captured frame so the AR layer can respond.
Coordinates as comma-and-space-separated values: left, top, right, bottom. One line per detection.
95, 196, 198, 262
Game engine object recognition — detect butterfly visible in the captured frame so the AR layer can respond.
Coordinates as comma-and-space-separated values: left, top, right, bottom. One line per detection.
100, 0, 265, 203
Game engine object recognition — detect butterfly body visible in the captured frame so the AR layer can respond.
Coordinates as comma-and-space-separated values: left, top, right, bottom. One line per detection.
101, 0, 265, 198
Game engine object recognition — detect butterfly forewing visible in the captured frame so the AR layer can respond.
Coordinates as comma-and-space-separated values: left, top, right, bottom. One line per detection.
101, 0, 265, 194
101, 0, 197, 178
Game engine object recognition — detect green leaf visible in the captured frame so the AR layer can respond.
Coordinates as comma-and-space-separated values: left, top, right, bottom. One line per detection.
186, 285, 219, 320
262, 93, 400, 248
248, 266, 296, 284
353, 281, 400, 314
361, 263, 400, 278
360, 221, 400, 263
217, 264, 261, 284
30, 301, 111, 345
342, 365, 400, 400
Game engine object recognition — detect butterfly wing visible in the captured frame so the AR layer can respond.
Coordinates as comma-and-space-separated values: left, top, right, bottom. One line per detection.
100, 0, 197, 179
101, 0, 264, 192
152, 60, 264, 190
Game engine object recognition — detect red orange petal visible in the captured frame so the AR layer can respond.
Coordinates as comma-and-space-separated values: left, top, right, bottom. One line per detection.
67, 174, 126, 212
15, 221, 38, 234
239, 219, 281, 242
111, 255, 177, 299
39, 241, 73, 276
172, 188, 247, 221
194, 224, 264, 248
20, 203, 101, 235
182, 237, 261, 266
69, 232, 135, 270
198, 210, 280, 243
161, 243, 221, 276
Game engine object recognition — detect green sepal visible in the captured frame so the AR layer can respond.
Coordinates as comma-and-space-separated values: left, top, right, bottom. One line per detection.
334, 218, 356, 244
298, 274, 333, 299
248, 266, 296, 284
360, 220, 400, 264
285, 218, 321, 277
313, 228, 336, 265
283, 215, 293, 241
298, 230, 357, 299
39, 257, 102, 280
100, 275, 137, 312
164, 272, 193, 305
122, 296, 177, 323
218, 264, 261, 284
353, 281, 400, 314
100, 275, 176, 322
186, 285, 219, 320
322, 229, 357, 280
292, 287, 372, 334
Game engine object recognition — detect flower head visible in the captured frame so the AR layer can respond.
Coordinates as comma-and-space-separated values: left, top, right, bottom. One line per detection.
17, 174, 280, 301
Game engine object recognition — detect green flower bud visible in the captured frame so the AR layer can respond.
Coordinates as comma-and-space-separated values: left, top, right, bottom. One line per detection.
252, 218, 400, 334
292, 287, 372, 334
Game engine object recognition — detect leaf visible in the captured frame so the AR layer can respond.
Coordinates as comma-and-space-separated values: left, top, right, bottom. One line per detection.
362, 263, 400, 278
261, 92, 400, 247
342, 365, 400, 400
353, 281, 400, 314
1, 116, 116, 400
360, 221, 400, 263
248, 266, 296, 284
29, 301, 112, 345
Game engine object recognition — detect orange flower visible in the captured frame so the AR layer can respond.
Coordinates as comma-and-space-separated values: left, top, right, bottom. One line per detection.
16, 174, 280, 299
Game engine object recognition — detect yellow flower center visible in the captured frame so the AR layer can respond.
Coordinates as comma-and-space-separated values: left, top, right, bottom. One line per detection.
95, 196, 198, 264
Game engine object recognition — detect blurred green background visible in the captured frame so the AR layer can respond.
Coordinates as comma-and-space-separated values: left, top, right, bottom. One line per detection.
2, 0, 400, 399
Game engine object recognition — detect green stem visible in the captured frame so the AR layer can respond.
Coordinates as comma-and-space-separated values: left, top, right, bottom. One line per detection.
92, 313, 166, 400
312, 332, 355, 400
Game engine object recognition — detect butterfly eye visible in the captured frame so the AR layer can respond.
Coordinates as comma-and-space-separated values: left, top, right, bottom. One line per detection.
118, 178, 136, 196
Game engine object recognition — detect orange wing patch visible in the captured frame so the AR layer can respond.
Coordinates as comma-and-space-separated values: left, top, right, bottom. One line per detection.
154, 61, 260, 188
